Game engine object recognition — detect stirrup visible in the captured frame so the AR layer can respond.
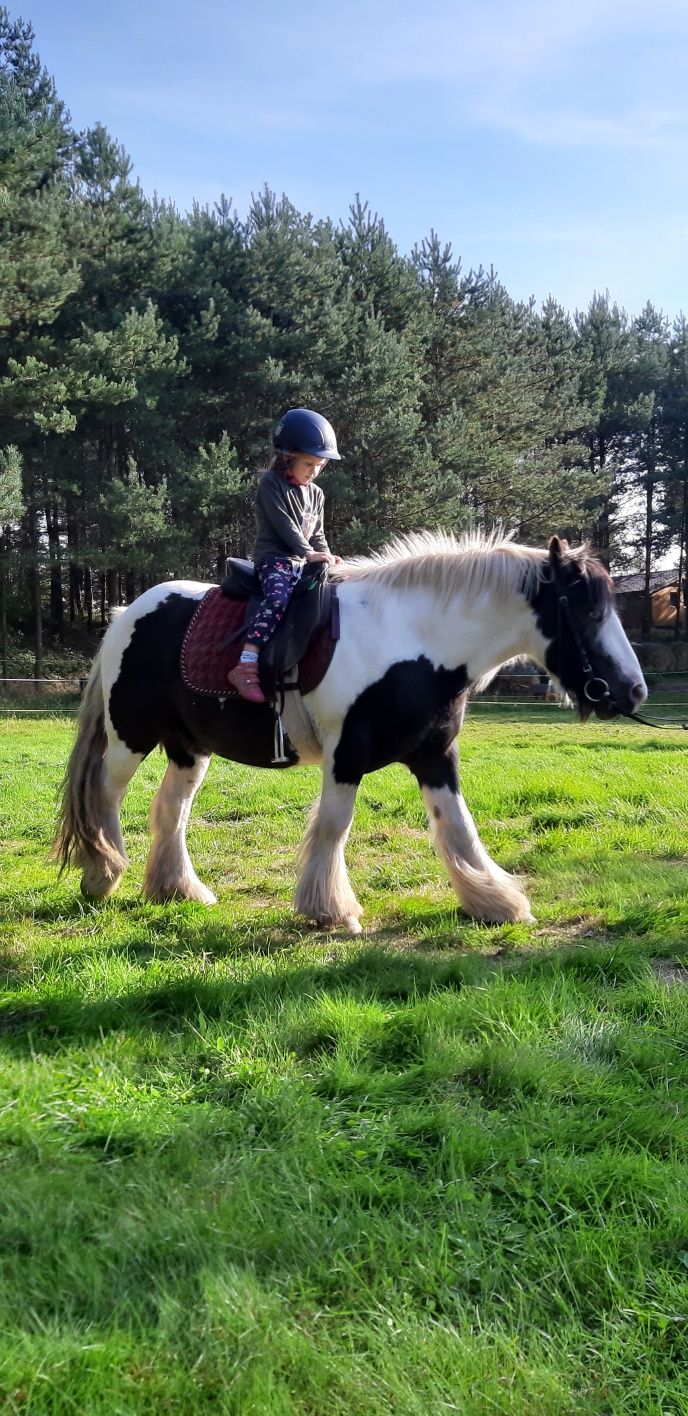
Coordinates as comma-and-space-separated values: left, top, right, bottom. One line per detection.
272, 712, 290, 764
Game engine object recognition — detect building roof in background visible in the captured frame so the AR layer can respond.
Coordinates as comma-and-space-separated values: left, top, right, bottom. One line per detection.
613, 569, 680, 595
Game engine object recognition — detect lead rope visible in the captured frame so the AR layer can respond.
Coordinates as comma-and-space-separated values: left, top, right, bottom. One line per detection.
617, 705, 688, 730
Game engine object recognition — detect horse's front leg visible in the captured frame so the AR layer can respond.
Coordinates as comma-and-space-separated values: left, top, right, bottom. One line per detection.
294, 760, 362, 934
409, 744, 533, 924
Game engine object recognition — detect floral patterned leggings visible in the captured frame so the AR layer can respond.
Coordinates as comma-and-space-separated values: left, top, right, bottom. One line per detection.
245, 556, 301, 649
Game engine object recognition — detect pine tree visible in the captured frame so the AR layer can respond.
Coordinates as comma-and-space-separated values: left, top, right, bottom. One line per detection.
657, 317, 688, 636
0, 9, 80, 664
0, 442, 22, 675
627, 304, 669, 632
324, 312, 428, 551
412, 231, 486, 529
574, 294, 652, 564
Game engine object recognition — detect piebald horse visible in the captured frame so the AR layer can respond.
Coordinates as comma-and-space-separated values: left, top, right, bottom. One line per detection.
55, 532, 647, 931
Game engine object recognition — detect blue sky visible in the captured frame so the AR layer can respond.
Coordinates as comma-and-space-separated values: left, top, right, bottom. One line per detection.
23, 0, 688, 319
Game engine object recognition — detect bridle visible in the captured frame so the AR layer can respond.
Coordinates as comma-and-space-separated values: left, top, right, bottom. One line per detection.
553, 571, 688, 731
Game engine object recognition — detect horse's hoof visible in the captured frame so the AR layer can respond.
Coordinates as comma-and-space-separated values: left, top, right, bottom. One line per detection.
143, 882, 217, 905
302, 911, 362, 934
80, 872, 121, 900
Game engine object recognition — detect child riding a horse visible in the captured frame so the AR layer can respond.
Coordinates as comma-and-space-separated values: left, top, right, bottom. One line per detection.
227, 408, 342, 703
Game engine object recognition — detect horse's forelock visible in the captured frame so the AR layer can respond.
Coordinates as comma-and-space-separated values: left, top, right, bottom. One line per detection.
563, 544, 614, 615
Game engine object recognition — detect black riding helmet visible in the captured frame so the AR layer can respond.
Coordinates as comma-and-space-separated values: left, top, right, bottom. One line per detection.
273, 408, 341, 461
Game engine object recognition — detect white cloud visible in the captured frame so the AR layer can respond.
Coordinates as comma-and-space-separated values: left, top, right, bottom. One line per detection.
481, 104, 688, 150
65, 0, 688, 155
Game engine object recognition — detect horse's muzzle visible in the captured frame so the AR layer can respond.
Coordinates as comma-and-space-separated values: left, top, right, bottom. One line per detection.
599, 679, 648, 721
581, 675, 647, 722
593, 698, 620, 721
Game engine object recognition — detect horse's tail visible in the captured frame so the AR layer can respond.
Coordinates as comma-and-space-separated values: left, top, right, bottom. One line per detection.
53, 641, 126, 883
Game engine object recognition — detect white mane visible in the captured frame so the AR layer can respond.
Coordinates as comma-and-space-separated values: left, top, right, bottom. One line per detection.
333, 528, 548, 606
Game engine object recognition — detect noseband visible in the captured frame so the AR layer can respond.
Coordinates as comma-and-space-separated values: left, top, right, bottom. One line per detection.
553, 571, 687, 731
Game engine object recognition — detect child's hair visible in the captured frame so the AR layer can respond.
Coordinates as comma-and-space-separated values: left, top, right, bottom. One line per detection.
269, 451, 296, 476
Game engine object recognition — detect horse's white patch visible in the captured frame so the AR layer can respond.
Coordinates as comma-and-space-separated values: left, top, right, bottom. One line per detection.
596, 611, 647, 701
309, 580, 535, 730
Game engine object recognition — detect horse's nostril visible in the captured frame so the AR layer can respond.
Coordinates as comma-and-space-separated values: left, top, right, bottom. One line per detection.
631, 681, 647, 705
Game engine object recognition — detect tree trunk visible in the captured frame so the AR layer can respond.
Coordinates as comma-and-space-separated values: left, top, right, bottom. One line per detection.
595, 436, 611, 566
66, 495, 82, 623
675, 469, 687, 639
28, 551, 43, 685
33, 568, 43, 683
46, 501, 64, 641
26, 500, 43, 683
682, 425, 688, 641
69, 563, 82, 623
85, 565, 93, 631
106, 567, 118, 612
0, 537, 7, 681
641, 479, 654, 638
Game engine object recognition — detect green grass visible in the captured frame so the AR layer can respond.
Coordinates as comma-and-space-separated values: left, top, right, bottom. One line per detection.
1, 712, 688, 1414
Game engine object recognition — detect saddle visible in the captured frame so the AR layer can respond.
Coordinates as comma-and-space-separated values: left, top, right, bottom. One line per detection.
180, 559, 340, 702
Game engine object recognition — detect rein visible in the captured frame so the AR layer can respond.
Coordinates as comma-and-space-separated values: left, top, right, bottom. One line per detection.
555, 580, 688, 732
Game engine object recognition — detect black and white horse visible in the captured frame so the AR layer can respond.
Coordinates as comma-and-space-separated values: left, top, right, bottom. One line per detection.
55, 532, 647, 931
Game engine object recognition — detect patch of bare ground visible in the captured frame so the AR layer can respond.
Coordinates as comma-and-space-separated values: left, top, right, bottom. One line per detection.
652, 958, 688, 987
361, 921, 508, 958
532, 916, 605, 946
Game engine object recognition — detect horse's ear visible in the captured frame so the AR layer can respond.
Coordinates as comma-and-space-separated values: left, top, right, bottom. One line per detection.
548, 535, 569, 566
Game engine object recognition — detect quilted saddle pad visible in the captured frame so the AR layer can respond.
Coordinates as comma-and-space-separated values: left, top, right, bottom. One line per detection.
180, 586, 337, 699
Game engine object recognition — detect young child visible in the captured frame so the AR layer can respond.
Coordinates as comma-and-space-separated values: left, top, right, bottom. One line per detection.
227, 408, 342, 703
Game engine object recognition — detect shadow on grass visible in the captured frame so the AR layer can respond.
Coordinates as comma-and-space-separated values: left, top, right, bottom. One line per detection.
0, 891, 147, 925
573, 739, 688, 753
0, 947, 477, 1053
0, 921, 661, 1059
34, 919, 314, 970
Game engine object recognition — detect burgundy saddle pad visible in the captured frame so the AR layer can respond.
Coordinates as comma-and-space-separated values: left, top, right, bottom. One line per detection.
180, 587, 337, 699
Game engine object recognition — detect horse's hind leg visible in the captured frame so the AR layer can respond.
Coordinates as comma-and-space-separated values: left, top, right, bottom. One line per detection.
410, 746, 533, 924
294, 762, 362, 934
80, 739, 143, 899
143, 753, 216, 905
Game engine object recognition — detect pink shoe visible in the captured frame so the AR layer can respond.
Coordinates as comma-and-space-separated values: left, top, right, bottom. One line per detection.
227, 661, 266, 704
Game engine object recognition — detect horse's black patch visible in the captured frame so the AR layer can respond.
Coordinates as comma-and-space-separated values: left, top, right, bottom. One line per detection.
524, 557, 614, 711
109, 593, 299, 770
109, 593, 197, 759
333, 656, 468, 785
406, 736, 460, 792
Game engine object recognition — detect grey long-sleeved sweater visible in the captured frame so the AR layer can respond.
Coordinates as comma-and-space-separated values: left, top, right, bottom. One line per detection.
253, 468, 330, 565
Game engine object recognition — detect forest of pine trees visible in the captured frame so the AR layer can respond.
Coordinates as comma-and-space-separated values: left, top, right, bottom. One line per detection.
2, 8, 688, 676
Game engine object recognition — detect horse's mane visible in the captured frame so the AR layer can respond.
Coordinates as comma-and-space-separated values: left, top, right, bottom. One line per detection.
332, 528, 549, 605
332, 528, 614, 615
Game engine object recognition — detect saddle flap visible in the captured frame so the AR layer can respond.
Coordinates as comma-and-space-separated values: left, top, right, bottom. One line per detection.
222, 558, 261, 600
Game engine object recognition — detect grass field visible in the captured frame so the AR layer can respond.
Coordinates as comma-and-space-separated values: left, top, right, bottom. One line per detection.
2, 710, 688, 1414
